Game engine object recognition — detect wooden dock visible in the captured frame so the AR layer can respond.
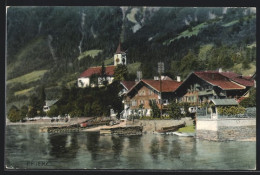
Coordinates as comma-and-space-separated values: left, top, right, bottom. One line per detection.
39, 125, 81, 133
39, 118, 112, 133
100, 126, 143, 135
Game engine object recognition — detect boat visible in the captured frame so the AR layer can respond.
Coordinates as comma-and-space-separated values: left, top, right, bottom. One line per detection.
156, 122, 186, 133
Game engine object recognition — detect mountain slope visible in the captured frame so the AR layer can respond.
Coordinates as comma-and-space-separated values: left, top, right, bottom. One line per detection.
6, 7, 256, 109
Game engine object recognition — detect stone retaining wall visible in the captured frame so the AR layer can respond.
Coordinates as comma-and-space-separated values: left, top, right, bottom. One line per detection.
196, 118, 256, 141
126, 117, 193, 133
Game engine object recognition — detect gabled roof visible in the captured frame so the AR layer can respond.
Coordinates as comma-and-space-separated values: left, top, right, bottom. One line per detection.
194, 71, 245, 90
120, 81, 136, 90
45, 100, 58, 107
210, 99, 238, 106
220, 72, 254, 87
142, 79, 182, 92
79, 65, 115, 78
127, 79, 182, 96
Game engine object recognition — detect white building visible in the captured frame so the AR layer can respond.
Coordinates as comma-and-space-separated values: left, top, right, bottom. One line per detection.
78, 42, 127, 88
77, 65, 116, 88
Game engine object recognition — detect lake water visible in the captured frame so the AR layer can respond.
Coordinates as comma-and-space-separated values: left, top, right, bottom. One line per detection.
5, 125, 256, 170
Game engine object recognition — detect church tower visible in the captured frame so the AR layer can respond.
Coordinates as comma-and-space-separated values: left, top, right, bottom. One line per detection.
114, 42, 126, 66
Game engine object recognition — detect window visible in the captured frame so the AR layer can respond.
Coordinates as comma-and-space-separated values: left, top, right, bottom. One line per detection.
163, 99, 169, 105
139, 90, 145, 96
131, 100, 137, 106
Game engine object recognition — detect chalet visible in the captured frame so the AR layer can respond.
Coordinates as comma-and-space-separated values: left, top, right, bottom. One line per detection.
119, 81, 136, 96
124, 78, 182, 117
77, 42, 126, 88
119, 81, 137, 119
175, 70, 254, 105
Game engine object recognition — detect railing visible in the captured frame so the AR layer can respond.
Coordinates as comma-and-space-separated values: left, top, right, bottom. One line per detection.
197, 107, 256, 119
196, 108, 211, 118
218, 107, 256, 118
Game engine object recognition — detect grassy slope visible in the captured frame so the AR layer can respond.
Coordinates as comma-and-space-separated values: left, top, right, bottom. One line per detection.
7, 70, 48, 85
104, 57, 114, 65
222, 20, 239, 27
127, 62, 141, 74
177, 125, 195, 133
78, 50, 103, 60
14, 87, 34, 96
164, 22, 207, 45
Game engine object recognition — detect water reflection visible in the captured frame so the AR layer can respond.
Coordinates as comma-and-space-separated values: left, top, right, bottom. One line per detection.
170, 140, 181, 160
111, 136, 124, 160
5, 125, 256, 170
86, 132, 100, 160
49, 133, 79, 159
150, 137, 160, 160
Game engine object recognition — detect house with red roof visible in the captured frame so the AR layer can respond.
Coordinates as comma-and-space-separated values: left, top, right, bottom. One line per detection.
78, 42, 126, 88
123, 78, 182, 117
174, 70, 255, 105
77, 65, 116, 87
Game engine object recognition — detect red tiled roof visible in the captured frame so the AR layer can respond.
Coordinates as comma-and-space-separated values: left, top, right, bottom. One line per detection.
142, 79, 182, 92
194, 71, 245, 90
79, 65, 115, 78
220, 72, 254, 87
121, 81, 136, 90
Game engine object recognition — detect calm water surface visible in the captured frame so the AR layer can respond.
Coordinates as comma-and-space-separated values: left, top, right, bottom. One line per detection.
5, 125, 255, 170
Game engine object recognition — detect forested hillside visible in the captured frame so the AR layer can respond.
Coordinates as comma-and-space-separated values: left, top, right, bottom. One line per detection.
6, 7, 256, 110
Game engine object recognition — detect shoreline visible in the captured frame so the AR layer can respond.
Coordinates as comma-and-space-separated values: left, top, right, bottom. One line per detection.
6, 120, 256, 142
6, 117, 92, 126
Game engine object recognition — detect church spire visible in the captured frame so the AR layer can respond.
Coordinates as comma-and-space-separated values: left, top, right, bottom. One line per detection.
116, 41, 122, 54
114, 41, 126, 66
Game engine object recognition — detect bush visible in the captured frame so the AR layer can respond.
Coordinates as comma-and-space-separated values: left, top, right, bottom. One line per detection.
217, 106, 246, 115
8, 105, 21, 122
240, 88, 256, 107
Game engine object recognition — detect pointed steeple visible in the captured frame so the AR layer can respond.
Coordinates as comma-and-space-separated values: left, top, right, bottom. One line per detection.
114, 40, 127, 66
116, 42, 122, 54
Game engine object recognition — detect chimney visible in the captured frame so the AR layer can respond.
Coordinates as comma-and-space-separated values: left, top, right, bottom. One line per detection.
218, 68, 223, 73
177, 76, 181, 82
154, 76, 159, 80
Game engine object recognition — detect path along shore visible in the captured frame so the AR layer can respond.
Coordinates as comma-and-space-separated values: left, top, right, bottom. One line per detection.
6, 117, 92, 126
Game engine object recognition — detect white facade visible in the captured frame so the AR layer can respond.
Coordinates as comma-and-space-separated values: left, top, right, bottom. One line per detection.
77, 77, 90, 88
78, 76, 114, 88
114, 52, 126, 66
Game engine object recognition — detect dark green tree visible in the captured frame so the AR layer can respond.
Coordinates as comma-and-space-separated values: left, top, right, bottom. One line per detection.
47, 105, 59, 117
20, 105, 28, 119
179, 50, 201, 78
114, 64, 128, 81
100, 62, 108, 86
149, 100, 160, 118
90, 74, 99, 87
167, 100, 182, 119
